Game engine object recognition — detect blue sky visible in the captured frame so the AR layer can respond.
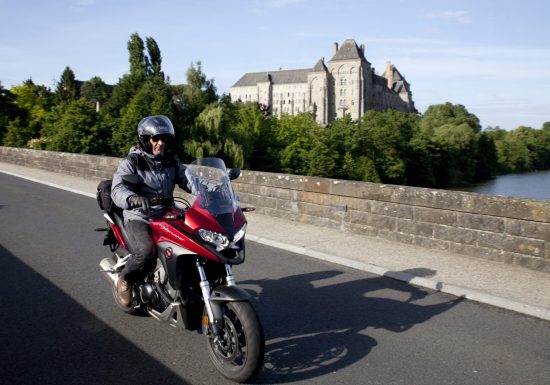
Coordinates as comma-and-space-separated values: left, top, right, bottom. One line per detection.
1, 0, 549, 130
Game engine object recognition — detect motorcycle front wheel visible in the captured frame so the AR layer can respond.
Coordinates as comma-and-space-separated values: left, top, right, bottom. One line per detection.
206, 301, 265, 383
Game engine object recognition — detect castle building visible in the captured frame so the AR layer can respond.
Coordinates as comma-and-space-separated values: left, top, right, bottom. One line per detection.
230, 38, 416, 126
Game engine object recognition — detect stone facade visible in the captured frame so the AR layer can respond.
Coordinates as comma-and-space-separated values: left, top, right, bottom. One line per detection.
230, 38, 416, 126
1, 147, 549, 273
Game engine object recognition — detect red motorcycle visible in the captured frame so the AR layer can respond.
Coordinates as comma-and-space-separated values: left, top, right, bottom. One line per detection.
96, 157, 265, 383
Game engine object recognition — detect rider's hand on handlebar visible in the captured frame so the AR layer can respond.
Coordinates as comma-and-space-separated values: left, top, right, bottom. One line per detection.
128, 195, 150, 210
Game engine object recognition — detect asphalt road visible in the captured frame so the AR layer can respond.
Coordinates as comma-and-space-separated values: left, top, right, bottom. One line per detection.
1, 172, 550, 385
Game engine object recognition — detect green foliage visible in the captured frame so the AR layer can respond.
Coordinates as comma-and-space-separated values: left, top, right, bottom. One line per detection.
356, 110, 415, 184
474, 132, 498, 181
273, 112, 320, 175
145, 37, 163, 79
3, 79, 53, 146
80, 76, 110, 109
128, 33, 147, 77
173, 61, 218, 127
55, 67, 78, 103
421, 102, 481, 134
40, 99, 101, 153
113, 77, 174, 156
3, 117, 35, 147
0, 83, 26, 144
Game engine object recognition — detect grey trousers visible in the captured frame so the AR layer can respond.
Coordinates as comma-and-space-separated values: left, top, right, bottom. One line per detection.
121, 219, 156, 282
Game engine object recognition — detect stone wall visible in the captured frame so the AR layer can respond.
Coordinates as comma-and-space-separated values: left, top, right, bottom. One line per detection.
2, 146, 549, 272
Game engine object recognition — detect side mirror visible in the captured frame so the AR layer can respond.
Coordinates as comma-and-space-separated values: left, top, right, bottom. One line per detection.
121, 174, 141, 186
228, 168, 241, 180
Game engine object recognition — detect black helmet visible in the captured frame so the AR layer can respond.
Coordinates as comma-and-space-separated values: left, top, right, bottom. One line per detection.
137, 115, 175, 154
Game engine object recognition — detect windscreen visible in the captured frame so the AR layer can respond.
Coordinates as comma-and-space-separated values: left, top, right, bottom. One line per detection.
185, 158, 238, 215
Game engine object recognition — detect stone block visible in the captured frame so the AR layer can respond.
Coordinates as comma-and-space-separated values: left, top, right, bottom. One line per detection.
502, 235, 545, 258
434, 225, 477, 245
413, 236, 450, 251
378, 229, 414, 244
476, 231, 506, 250
505, 218, 550, 241
303, 177, 332, 194
413, 222, 435, 238
368, 200, 413, 219
349, 211, 395, 231
457, 212, 505, 233
276, 199, 300, 213
396, 218, 414, 234
348, 223, 380, 238
301, 202, 342, 221
414, 207, 457, 226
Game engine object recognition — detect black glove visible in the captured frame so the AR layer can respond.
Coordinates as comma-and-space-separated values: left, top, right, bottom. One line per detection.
127, 195, 150, 210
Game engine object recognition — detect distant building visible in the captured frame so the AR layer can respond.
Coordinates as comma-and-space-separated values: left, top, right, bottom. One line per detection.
230, 38, 416, 126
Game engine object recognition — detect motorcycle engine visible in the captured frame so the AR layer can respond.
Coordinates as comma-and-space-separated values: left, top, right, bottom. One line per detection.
140, 283, 170, 312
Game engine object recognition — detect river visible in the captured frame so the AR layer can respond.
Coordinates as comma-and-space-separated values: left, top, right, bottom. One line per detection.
452, 169, 550, 200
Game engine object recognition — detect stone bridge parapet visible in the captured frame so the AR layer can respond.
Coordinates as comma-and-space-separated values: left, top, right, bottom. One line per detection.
2, 146, 549, 272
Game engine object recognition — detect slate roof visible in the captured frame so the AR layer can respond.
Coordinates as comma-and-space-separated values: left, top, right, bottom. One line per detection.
231, 68, 311, 88
330, 38, 369, 63
312, 58, 328, 72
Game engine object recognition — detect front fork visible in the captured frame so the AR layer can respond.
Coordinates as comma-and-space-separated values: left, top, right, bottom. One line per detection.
196, 260, 237, 336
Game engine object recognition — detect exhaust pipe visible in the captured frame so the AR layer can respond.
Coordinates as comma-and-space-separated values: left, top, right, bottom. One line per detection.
100, 257, 118, 285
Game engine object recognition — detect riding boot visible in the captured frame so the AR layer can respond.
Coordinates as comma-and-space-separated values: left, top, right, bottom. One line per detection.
116, 277, 132, 307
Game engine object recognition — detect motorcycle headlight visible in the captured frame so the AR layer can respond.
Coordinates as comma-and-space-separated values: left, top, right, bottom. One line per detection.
198, 224, 247, 252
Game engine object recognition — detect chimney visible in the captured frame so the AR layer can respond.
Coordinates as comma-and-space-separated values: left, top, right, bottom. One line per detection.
360, 43, 365, 55
386, 61, 394, 89
333, 42, 339, 54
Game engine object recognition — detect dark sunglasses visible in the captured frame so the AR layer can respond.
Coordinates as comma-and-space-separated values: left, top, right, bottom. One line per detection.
150, 134, 171, 143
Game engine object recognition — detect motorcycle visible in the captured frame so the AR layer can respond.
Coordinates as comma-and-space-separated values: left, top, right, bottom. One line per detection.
95, 157, 265, 383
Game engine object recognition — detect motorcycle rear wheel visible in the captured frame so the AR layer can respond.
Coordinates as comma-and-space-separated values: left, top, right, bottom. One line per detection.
206, 301, 265, 383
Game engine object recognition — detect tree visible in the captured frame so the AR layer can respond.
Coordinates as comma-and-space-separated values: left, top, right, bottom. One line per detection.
0, 83, 25, 144
230, 101, 272, 169
175, 61, 217, 126
354, 110, 416, 184
419, 103, 485, 187
111, 77, 174, 156
474, 132, 498, 181
146, 37, 163, 79
80, 76, 110, 110
40, 99, 101, 153
307, 139, 338, 177
420, 102, 481, 134
55, 66, 78, 103
3, 79, 54, 147
3, 118, 35, 147
431, 123, 479, 186
128, 33, 147, 78
273, 112, 320, 175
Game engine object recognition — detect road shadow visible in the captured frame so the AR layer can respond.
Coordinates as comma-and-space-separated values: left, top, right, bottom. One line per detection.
243, 269, 463, 384
0, 244, 189, 385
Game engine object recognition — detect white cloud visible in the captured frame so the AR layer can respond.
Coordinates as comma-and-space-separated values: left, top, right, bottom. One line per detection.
427, 10, 472, 24
268, 0, 307, 7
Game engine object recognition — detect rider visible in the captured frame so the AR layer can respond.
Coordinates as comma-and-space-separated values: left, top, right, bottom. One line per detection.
111, 115, 191, 308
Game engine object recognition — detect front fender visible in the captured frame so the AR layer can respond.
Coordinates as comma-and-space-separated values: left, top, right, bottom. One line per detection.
209, 285, 251, 324
210, 285, 251, 302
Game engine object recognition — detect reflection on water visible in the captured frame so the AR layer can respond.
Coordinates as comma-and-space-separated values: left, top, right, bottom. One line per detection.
453, 169, 550, 200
